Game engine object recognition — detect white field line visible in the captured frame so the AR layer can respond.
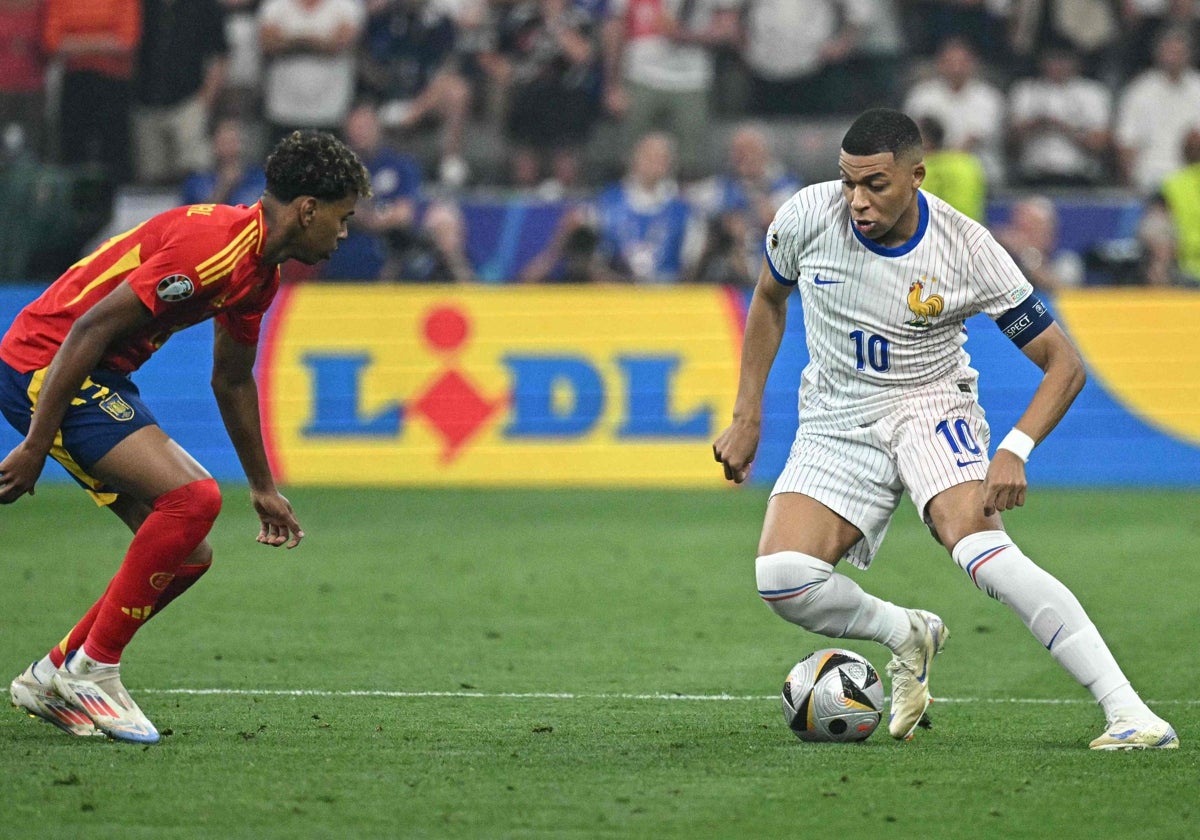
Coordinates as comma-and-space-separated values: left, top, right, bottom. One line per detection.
139, 689, 1200, 705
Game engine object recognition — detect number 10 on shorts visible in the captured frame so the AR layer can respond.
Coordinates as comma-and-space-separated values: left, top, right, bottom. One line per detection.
935, 418, 982, 457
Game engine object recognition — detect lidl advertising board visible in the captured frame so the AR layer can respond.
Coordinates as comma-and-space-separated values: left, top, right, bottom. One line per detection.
0, 285, 1197, 488
258, 286, 744, 486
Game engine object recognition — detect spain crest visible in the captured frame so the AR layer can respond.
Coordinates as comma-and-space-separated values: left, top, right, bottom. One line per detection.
99, 393, 136, 421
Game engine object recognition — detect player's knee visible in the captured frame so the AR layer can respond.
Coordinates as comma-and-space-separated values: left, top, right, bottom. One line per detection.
756, 551, 833, 622
153, 478, 222, 528
950, 529, 1010, 578
177, 556, 213, 585
186, 539, 214, 568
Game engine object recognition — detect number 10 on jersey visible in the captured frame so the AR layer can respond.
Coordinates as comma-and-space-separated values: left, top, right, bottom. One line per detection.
851, 330, 890, 372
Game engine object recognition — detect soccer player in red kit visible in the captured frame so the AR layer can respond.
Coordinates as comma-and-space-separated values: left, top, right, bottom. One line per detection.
1, 130, 371, 743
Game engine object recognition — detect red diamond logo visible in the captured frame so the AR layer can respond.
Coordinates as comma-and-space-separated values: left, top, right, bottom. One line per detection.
410, 370, 505, 463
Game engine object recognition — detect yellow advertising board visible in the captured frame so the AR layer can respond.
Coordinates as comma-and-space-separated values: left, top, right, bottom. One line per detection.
1056, 288, 1200, 444
260, 286, 745, 486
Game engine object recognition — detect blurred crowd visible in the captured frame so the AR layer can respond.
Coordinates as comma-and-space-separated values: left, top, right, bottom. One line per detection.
1, 0, 1199, 288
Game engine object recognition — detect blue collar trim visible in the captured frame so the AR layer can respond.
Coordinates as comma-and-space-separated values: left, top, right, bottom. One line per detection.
851, 191, 928, 257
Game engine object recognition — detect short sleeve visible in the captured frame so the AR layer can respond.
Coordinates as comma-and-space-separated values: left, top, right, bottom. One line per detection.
969, 230, 1036, 319
763, 199, 801, 286
217, 272, 279, 346
257, 0, 287, 27
1080, 84, 1112, 130
841, 0, 872, 27
1114, 81, 1147, 149
341, 0, 367, 29
217, 308, 264, 346
1007, 81, 1034, 120
121, 241, 204, 318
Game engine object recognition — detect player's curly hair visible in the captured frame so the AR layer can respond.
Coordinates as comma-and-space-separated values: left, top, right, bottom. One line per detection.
841, 109, 923, 159
264, 130, 373, 203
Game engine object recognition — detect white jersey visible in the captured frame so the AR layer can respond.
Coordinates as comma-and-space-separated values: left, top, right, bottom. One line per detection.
765, 181, 1033, 429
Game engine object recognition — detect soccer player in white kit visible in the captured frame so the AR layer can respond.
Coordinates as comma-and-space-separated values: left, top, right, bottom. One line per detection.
713, 109, 1178, 749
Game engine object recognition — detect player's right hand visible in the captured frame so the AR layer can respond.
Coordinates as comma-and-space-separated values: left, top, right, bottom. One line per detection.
980, 449, 1028, 517
0, 443, 46, 504
713, 419, 760, 484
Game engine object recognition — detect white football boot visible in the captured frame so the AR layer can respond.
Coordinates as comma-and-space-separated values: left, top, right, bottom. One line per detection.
886, 609, 949, 740
1089, 712, 1179, 750
52, 659, 160, 745
10, 662, 103, 737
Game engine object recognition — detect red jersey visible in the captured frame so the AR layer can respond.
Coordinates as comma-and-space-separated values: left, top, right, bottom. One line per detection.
0, 202, 280, 374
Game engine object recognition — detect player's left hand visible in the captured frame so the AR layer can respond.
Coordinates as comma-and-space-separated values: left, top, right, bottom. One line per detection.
0, 443, 47, 504
980, 450, 1027, 517
251, 489, 305, 548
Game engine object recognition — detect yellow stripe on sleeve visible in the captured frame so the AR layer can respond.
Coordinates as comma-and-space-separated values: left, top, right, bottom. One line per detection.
196, 221, 258, 279
199, 234, 259, 286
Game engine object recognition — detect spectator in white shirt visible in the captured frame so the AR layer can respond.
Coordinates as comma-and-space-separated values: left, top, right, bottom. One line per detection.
904, 36, 1007, 184
602, 0, 741, 179
258, 0, 366, 141
740, 0, 870, 116
1115, 25, 1200, 193
1008, 44, 1113, 186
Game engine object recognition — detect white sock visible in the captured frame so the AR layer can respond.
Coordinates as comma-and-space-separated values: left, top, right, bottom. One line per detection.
952, 531, 1150, 722
67, 647, 118, 674
756, 551, 913, 652
31, 656, 57, 683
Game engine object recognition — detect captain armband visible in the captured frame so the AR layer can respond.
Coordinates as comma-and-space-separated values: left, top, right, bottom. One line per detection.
995, 294, 1054, 349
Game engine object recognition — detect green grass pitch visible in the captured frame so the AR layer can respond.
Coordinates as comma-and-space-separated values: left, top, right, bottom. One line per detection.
2, 485, 1198, 839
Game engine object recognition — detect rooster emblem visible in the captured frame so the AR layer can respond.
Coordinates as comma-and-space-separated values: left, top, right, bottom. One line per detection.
906, 276, 944, 328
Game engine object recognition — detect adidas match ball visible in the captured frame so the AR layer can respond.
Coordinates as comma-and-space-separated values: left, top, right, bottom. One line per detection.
781, 648, 884, 742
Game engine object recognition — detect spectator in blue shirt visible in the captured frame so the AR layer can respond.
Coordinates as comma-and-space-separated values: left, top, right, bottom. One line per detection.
180, 117, 266, 208
592, 132, 699, 283
361, 0, 473, 188
525, 132, 698, 283
322, 102, 424, 280
687, 123, 801, 284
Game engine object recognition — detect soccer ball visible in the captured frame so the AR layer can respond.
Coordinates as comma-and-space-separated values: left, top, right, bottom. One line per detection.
781, 648, 884, 742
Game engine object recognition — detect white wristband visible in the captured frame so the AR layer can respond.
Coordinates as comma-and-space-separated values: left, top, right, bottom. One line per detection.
997, 429, 1035, 463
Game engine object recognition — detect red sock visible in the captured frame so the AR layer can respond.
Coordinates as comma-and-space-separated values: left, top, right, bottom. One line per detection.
47, 561, 212, 667
82, 479, 222, 664
49, 582, 114, 668
152, 561, 212, 613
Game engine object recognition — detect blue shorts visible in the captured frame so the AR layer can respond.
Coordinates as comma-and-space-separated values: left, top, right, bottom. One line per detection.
0, 359, 160, 504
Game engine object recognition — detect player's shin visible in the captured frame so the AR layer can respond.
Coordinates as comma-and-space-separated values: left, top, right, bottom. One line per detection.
37, 579, 116, 678
39, 552, 212, 676
80, 479, 222, 664
951, 530, 1148, 720
34, 557, 210, 682
755, 551, 911, 649
152, 560, 211, 613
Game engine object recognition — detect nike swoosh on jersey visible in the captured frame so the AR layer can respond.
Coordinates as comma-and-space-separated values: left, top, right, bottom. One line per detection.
812, 274, 845, 286
955, 458, 982, 467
